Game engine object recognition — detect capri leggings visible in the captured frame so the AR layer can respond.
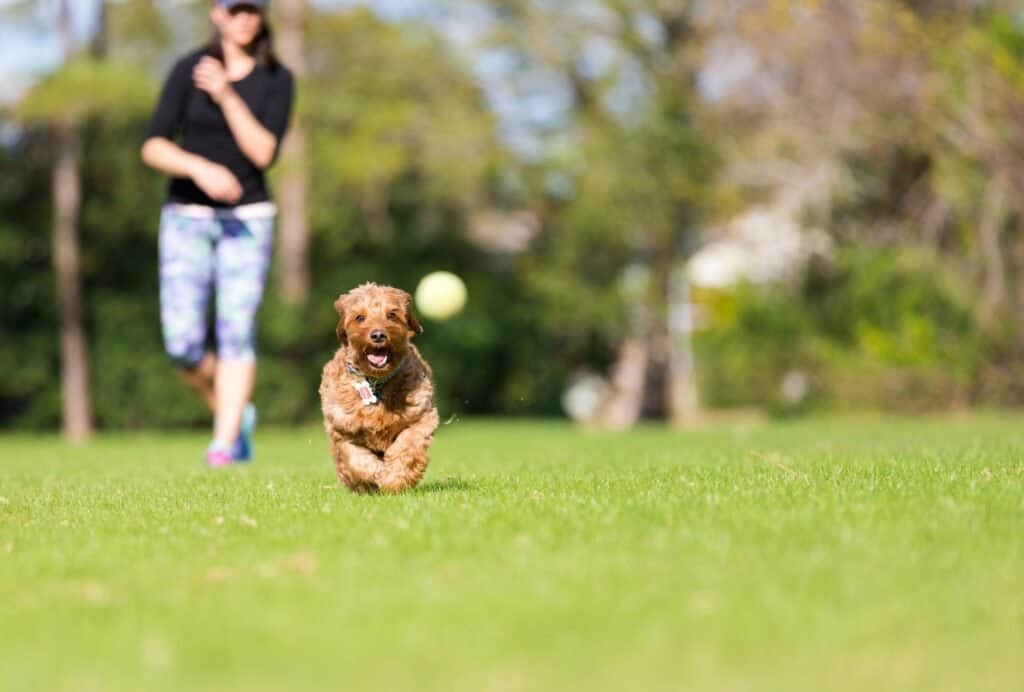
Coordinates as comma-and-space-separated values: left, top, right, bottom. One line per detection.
158, 203, 275, 368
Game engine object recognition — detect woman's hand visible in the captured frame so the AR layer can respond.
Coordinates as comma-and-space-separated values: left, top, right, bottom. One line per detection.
193, 57, 233, 105
192, 55, 278, 169
190, 159, 243, 204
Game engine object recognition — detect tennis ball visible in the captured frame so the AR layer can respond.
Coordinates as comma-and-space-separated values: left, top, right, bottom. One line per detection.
415, 271, 467, 321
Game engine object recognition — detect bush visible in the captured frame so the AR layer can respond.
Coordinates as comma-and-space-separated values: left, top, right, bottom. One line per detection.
694, 282, 819, 411
695, 247, 986, 413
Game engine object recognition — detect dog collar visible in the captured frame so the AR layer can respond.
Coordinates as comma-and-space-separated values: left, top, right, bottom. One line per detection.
346, 357, 407, 405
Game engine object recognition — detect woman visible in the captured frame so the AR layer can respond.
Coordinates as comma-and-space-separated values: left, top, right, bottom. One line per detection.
141, 0, 294, 467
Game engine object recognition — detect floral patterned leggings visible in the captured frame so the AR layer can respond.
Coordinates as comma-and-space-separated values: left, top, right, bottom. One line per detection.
158, 203, 275, 368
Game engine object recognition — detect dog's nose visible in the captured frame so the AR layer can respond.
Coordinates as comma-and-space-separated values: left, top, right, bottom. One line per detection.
370, 330, 388, 344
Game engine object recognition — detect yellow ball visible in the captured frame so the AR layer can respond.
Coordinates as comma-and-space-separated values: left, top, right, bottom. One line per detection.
415, 271, 467, 320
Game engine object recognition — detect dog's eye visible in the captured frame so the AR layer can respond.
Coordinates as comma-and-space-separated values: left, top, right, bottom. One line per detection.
355, 315, 366, 324
387, 311, 398, 322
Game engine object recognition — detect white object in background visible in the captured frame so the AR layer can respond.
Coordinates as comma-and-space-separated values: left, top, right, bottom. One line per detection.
562, 373, 609, 423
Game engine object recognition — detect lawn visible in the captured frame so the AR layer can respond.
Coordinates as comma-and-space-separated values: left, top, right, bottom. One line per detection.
1, 415, 1022, 692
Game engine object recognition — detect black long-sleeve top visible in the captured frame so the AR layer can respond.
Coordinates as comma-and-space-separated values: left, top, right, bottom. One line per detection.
145, 48, 294, 207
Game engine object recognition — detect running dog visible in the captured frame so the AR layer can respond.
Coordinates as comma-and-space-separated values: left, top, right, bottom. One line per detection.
319, 283, 438, 493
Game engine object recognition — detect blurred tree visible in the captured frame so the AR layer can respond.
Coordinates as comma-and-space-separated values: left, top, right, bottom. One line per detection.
106, 0, 172, 66
477, 0, 718, 426
9, 0, 97, 441
302, 10, 495, 237
54, 0, 89, 441
13, 0, 156, 436
690, 0, 1024, 409
928, 14, 1024, 331
274, 0, 311, 305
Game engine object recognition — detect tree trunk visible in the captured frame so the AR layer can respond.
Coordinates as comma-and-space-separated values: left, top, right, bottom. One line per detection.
53, 123, 93, 441
665, 264, 699, 426
57, 0, 74, 55
275, 0, 311, 305
598, 339, 649, 430
598, 262, 652, 429
979, 174, 1008, 327
51, 0, 92, 440
91, 0, 108, 58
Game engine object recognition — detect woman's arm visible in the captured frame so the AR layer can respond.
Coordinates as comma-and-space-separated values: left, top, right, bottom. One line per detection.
140, 54, 244, 204
193, 57, 279, 169
141, 137, 243, 204
141, 137, 205, 179
218, 90, 278, 169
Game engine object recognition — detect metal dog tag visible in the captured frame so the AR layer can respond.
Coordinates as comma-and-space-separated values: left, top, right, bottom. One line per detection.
353, 379, 378, 406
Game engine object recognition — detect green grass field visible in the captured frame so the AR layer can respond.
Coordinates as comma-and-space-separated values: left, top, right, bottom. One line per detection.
1, 416, 1022, 692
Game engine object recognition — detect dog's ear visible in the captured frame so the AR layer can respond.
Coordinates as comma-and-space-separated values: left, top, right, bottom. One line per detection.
334, 293, 349, 344
403, 291, 424, 335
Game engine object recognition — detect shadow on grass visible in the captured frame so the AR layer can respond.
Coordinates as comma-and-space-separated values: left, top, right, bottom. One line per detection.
416, 477, 473, 494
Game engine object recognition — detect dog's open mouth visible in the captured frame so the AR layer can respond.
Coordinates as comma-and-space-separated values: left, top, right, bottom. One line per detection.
365, 347, 391, 370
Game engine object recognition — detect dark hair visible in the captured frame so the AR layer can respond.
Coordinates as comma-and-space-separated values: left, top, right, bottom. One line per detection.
207, 19, 279, 71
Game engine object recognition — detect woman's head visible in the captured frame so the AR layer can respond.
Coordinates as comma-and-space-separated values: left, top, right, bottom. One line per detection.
209, 1, 278, 69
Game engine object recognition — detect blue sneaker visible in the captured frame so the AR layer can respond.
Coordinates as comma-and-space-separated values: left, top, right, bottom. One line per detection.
233, 403, 257, 463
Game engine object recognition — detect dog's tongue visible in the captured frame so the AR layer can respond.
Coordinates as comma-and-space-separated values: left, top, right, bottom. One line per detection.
367, 352, 389, 368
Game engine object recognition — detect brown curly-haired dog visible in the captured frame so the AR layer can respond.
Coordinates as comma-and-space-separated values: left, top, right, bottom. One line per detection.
319, 283, 439, 493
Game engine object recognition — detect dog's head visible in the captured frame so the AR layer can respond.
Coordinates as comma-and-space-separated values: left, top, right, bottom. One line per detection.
334, 283, 423, 376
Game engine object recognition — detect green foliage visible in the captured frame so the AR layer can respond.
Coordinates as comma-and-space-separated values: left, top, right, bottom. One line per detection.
16, 57, 155, 126
696, 5, 1024, 415
522, 92, 719, 366
694, 282, 817, 411
696, 247, 985, 413
817, 248, 981, 373
976, 13, 1024, 86
0, 133, 60, 427
107, 0, 172, 65
301, 10, 495, 227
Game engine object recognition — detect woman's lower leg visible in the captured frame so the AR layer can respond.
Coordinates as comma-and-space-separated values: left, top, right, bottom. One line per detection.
178, 352, 217, 412
212, 358, 256, 448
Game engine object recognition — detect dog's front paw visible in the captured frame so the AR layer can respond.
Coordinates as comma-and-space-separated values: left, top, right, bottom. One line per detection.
374, 470, 416, 494
380, 450, 430, 494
